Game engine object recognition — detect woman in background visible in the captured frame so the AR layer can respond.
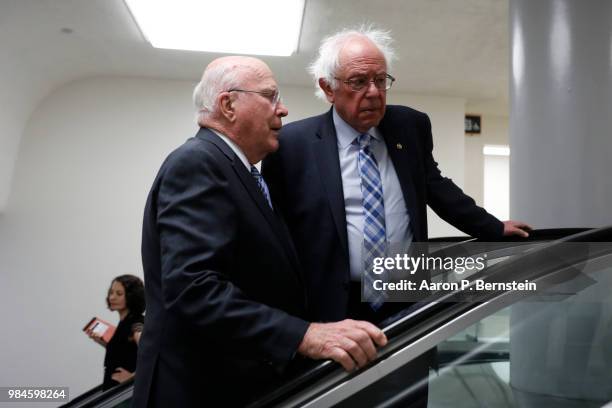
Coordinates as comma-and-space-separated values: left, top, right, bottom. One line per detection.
88, 274, 145, 390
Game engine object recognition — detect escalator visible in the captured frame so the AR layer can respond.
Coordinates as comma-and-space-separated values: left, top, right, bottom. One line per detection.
63, 227, 612, 407
60, 380, 133, 408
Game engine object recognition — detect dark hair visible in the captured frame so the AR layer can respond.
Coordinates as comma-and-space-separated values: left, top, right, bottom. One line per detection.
106, 274, 145, 316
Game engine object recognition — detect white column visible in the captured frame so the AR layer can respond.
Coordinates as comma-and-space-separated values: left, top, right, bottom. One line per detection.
509, 1, 612, 405
510, 0, 612, 227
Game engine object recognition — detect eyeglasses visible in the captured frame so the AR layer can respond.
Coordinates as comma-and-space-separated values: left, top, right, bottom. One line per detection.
334, 73, 395, 92
227, 88, 282, 107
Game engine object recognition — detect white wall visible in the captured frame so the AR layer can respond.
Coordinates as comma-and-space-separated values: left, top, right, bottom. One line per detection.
463, 114, 509, 206
388, 94, 468, 237
0, 77, 196, 401
484, 153, 510, 220
0, 76, 467, 398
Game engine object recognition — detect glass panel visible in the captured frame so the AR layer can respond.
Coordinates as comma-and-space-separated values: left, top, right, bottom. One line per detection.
337, 253, 612, 407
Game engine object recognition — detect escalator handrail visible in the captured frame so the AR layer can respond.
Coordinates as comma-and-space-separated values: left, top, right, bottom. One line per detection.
249, 226, 612, 407
69, 227, 608, 408
59, 384, 104, 407
60, 379, 134, 408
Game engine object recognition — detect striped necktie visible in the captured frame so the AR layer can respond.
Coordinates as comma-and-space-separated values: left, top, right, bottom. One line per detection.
357, 133, 387, 309
250, 165, 273, 209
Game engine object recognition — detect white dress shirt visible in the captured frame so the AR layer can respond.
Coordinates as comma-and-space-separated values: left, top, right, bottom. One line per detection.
210, 128, 251, 171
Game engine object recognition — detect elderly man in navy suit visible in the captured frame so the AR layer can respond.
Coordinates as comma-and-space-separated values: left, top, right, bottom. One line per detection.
263, 28, 531, 406
133, 56, 387, 408
264, 27, 531, 324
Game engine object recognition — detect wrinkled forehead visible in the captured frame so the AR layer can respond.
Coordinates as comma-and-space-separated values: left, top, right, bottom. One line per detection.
240, 63, 274, 81
240, 64, 275, 87
337, 37, 386, 73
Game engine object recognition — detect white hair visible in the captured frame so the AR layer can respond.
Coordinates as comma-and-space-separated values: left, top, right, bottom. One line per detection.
308, 25, 396, 100
193, 62, 244, 125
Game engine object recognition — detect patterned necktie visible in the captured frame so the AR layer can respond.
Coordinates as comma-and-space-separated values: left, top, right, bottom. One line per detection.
250, 166, 273, 209
357, 133, 387, 309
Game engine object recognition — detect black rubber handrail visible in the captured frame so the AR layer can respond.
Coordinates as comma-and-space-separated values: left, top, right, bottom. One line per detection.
60, 379, 133, 408
249, 226, 612, 407
59, 384, 103, 407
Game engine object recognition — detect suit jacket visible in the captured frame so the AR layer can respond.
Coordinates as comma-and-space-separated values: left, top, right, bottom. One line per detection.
133, 128, 309, 407
263, 106, 503, 322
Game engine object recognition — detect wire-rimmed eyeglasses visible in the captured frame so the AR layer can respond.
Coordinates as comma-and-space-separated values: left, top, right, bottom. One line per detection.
334, 73, 395, 92
227, 88, 282, 107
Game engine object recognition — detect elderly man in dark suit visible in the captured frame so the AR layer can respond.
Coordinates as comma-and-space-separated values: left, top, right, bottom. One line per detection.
263, 29, 531, 406
133, 56, 387, 408
264, 27, 531, 324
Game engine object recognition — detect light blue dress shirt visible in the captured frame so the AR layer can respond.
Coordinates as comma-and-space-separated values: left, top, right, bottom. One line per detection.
333, 108, 413, 281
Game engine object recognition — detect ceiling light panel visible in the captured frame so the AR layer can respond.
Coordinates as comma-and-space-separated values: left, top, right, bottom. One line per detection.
125, 0, 304, 56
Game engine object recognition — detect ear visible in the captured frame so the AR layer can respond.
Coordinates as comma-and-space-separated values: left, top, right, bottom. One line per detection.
217, 92, 236, 122
319, 78, 336, 103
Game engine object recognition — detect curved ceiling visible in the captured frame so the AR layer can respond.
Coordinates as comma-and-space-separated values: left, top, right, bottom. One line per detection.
0, 0, 509, 210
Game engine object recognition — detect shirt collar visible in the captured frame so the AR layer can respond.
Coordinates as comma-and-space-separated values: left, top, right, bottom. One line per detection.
332, 107, 383, 149
209, 128, 251, 171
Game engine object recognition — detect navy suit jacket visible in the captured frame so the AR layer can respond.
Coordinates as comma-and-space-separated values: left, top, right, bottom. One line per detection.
133, 128, 309, 407
263, 106, 503, 322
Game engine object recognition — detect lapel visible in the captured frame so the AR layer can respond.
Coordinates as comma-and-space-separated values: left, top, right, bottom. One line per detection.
313, 109, 349, 254
196, 128, 302, 278
234, 163, 303, 278
378, 110, 421, 239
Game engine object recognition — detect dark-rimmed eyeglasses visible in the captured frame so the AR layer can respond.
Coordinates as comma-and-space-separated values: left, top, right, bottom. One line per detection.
334, 74, 395, 92
227, 89, 282, 107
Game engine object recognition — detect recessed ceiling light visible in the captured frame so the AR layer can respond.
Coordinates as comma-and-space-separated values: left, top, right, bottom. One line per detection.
124, 0, 305, 56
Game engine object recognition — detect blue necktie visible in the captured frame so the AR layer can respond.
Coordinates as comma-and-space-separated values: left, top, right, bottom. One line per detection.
357, 133, 387, 309
250, 166, 273, 209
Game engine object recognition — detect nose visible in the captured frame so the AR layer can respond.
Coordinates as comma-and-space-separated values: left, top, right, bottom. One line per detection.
364, 81, 381, 97
275, 101, 288, 118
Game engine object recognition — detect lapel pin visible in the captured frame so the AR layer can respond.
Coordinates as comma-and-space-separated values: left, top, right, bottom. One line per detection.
396, 143, 403, 150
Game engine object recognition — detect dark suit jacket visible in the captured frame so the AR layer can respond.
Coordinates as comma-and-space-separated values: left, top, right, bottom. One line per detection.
133, 128, 309, 407
263, 106, 503, 322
